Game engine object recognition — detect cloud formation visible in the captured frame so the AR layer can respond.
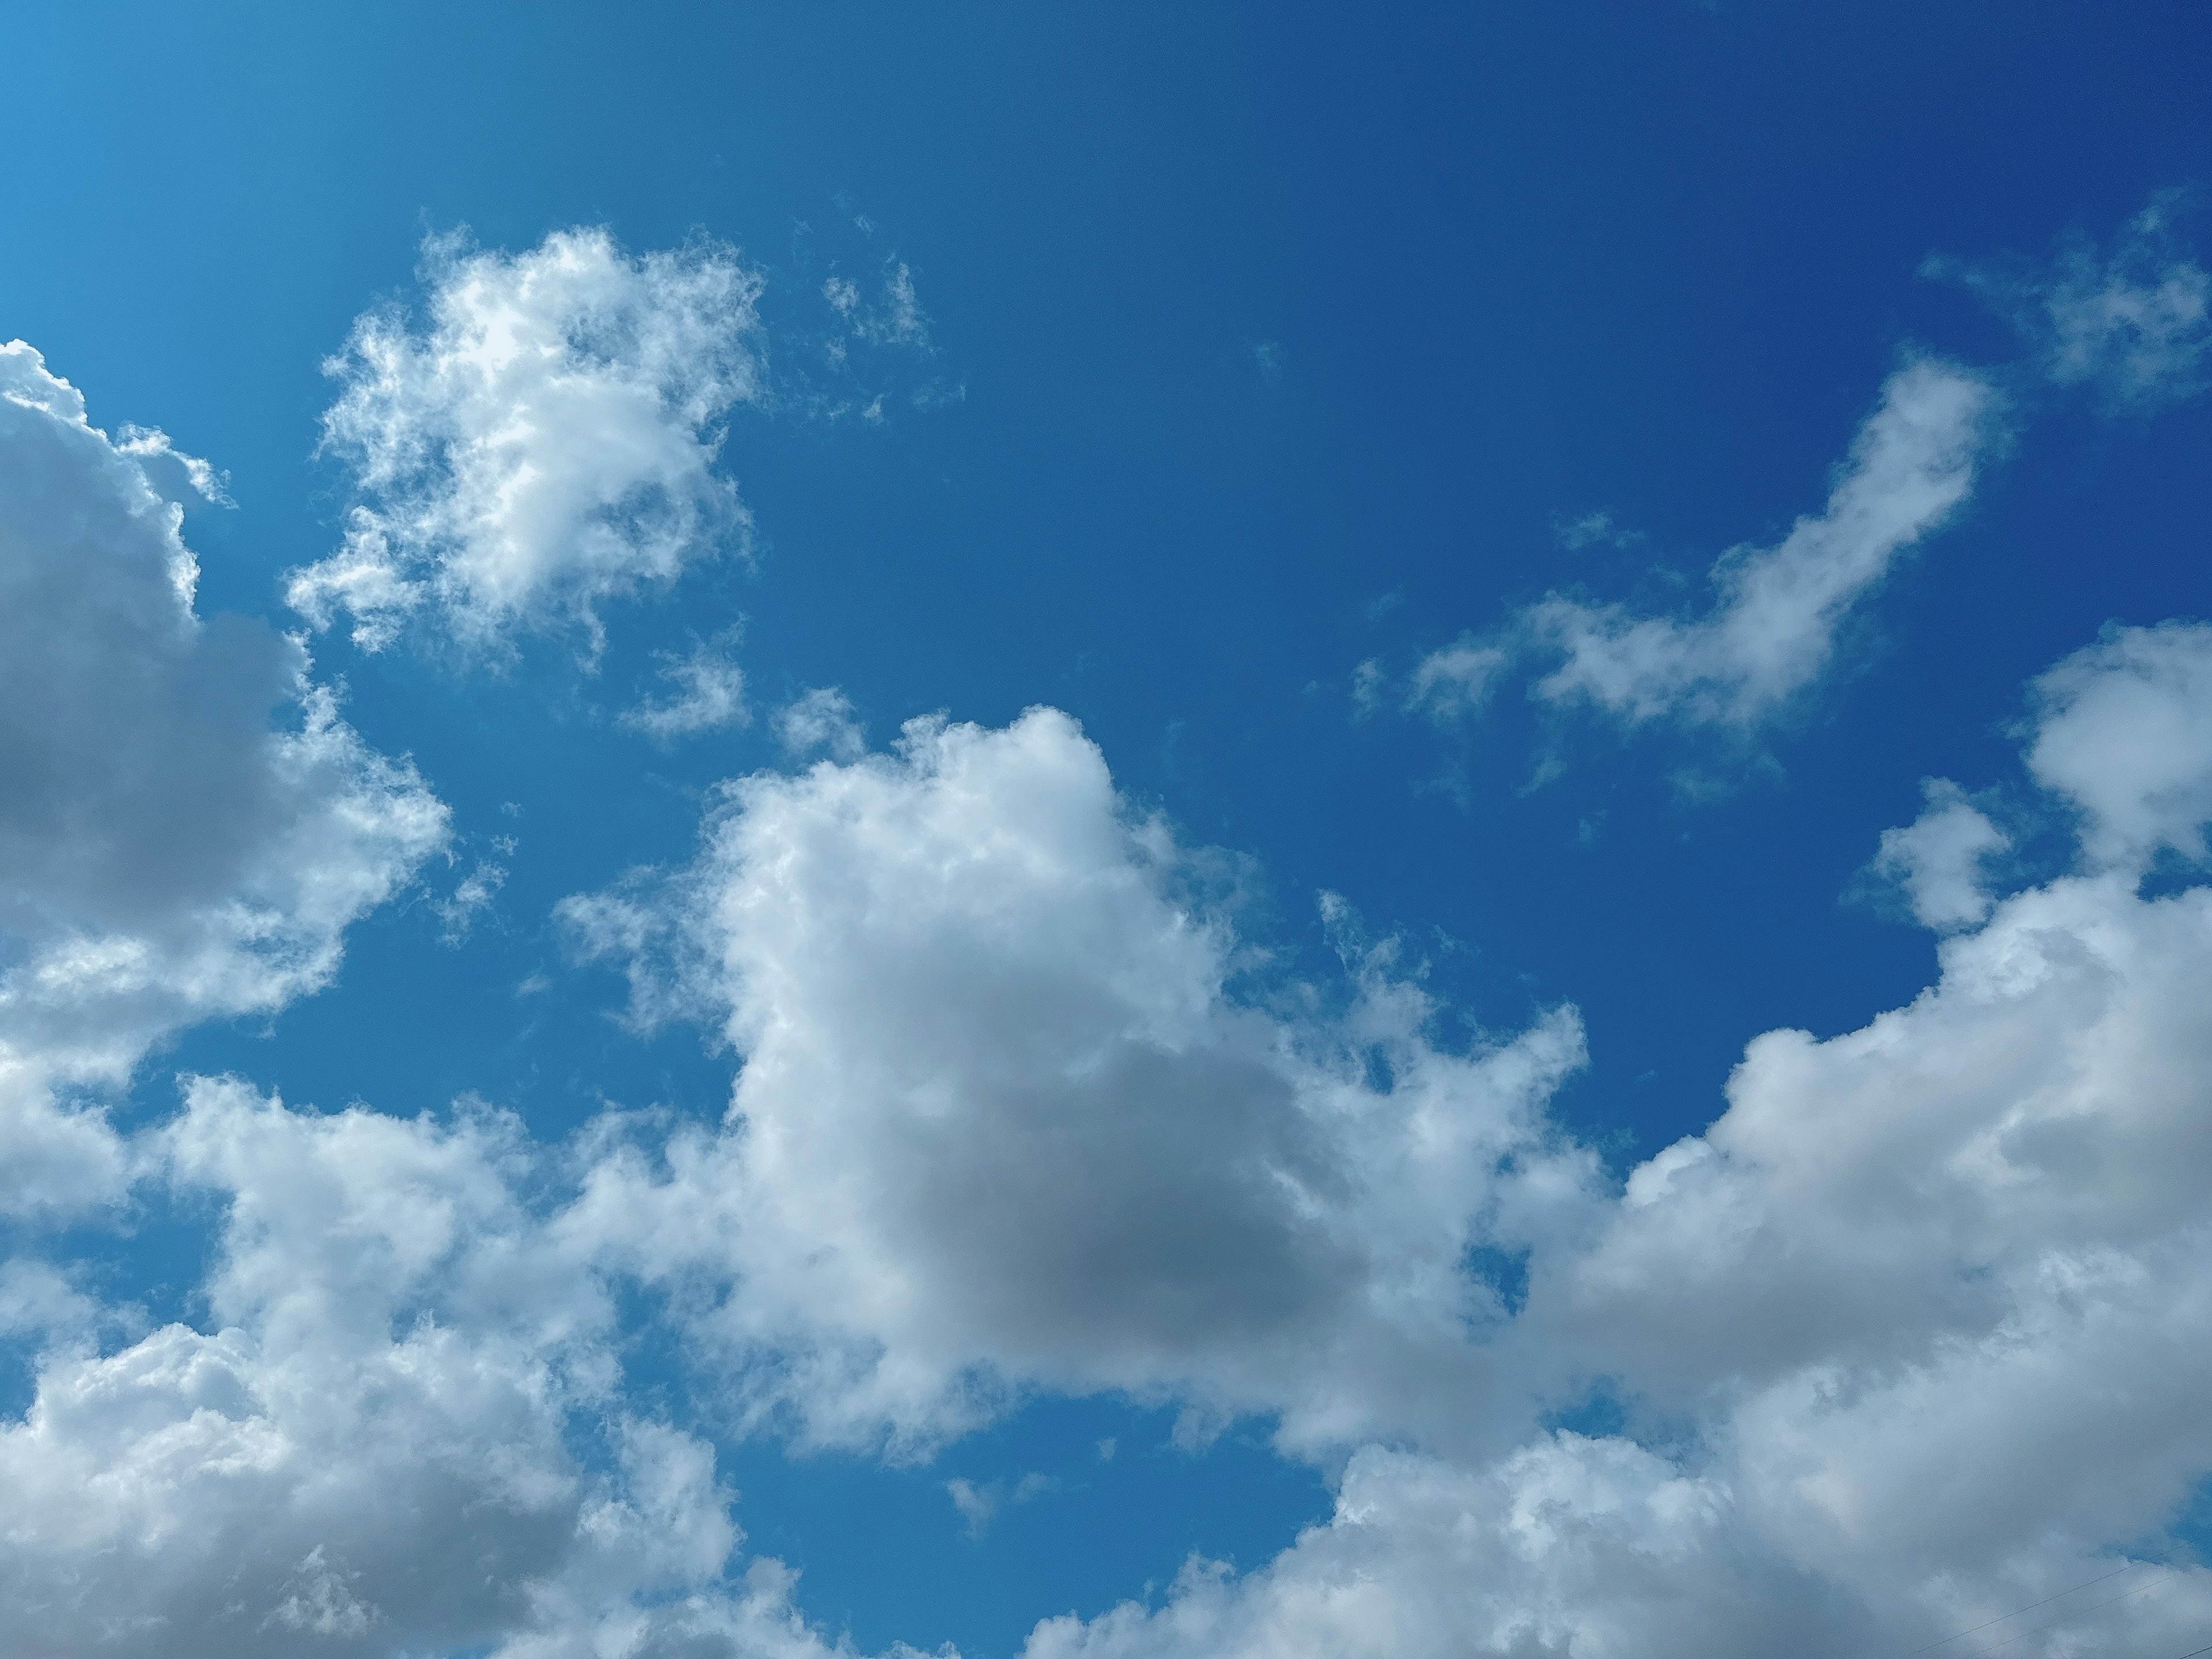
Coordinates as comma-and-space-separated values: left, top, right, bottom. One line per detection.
2027, 621, 2212, 872
0, 341, 444, 1211
287, 229, 766, 654
622, 631, 751, 743
1872, 777, 2009, 930
1517, 359, 1995, 729
1934, 195, 2212, 412
559, 707, 1593, 1456
10, 616, 2212, 1656
0, 1078, 891, 1659
1013, 622, 2212, 1658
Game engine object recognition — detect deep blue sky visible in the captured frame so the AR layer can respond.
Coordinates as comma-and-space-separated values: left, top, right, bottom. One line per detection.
7, 5, 2211, 1653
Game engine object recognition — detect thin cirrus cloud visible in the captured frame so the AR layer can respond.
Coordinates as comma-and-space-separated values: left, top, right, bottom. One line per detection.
1930, 193, 2212, 414
1395, 202, 2207, 753
286, 228, 769, 657
620, 630, 752, 743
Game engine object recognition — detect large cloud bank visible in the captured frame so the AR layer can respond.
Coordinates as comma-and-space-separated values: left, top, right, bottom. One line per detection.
7, 290, 2212, 1657
7, 620, 2212, 1654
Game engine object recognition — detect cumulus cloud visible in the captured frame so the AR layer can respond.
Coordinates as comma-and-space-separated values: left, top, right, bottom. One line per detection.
287, 228, 767, 654
1006, 623, 2212, 1657
0, 1078, 886, 1659
559, 707, 1594, 1455
0, 341, 444, 1211
1872, 777, 2009, 929
17, 602, 2212, 1654
1521, 360, 1995, 729
622, 631, 751, 743
1933, 195, 2211, 412
2027, 621, 2212, 872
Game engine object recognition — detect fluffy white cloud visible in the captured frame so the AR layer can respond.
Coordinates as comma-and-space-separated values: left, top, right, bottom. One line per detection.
1934, 196, 2211, 412
1872, 777, 2009, 929
287, 229, 766, 654
1020, 621, 2212, 1658
559, 707, 1594, 1455
2027, 621, 2212, 872
0, 1078, 886, 1659
1521, 360, 1994, 728
16, 598, 2212, 1655
0, 342, 445, 1210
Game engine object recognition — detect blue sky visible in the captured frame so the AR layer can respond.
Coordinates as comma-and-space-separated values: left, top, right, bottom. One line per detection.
4, 5, 2212, 1657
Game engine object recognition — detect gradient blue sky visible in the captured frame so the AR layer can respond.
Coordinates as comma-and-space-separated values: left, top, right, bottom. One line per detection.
5, 6, 2212, 1658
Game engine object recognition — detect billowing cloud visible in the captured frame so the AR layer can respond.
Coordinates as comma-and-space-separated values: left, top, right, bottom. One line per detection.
559, 707, 1594, 1456
2027, 620, 2212, 872
1871, 777, 2008, 930
1933, 195, 2211, 412
14, 608, 2212, 1654
1017, 622, 2212, 1658
0, 1078, 880, 1659
1521, 360, 1995, 729
287, 229, 766, 654
0, 342, 444, 1210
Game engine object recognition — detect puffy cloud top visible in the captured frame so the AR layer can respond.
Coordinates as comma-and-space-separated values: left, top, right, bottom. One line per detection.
0, 342, 445, 1095
287, 229, 766, 654
560, 708, 1594, 1455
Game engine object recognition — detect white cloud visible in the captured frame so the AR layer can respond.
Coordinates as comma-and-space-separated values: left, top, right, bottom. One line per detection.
559, 707, 1593, 1456
1003, 624, 2212, 1657
287, 228, 766, 654
0, 1077, 893, 1659
945, 1472, 1054, 1539
622, 632, 751, 743
1522, 360, 1995, 728
2027, 621, 2212, 872
1872, 777, 2008, 930
774, 686, 867, 760
1934, 195, 2211, 412
13, 566, 2212, 1654
0, 341, 445, 1210
434, 857, 509, 944
1550, 509, 1642, 552
826, 259, 931, 350
1405, 636, 1506, 724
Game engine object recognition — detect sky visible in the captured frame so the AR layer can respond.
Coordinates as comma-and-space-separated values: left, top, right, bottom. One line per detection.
3, 3, 2212, 1656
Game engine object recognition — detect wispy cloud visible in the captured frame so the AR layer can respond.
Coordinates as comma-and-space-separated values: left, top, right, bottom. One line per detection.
622, 631, 750, 743
1929, 192, 2211, 413
1522, 359, 1994, 729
